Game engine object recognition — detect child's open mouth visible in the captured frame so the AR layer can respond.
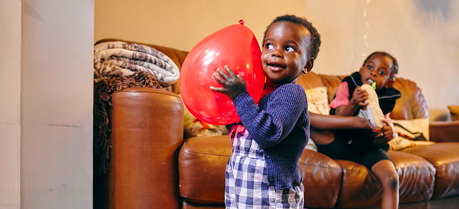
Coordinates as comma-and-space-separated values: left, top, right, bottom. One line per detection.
267, 62, 286, 71
365, 78, 375, 85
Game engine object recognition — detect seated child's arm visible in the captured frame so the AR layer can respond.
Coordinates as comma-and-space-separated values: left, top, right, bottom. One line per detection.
310, 112, 370, 130
334, 85, 369, 116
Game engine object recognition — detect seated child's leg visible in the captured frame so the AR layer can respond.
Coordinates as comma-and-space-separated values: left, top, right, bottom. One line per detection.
372, 160, 399, 209
310, 127, 335, 145
362, 149, 399, 209
312, 131, 360, 162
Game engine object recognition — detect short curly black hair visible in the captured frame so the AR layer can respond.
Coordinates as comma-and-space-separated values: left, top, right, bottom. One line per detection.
362, 51, 399, 78
262, 14, 321, 60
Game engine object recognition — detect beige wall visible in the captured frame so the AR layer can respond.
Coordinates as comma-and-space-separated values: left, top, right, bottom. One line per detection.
1, 0, 94, 208
21, 0, 94, 207
95, 0, 459, 121
0, 0, 21, 208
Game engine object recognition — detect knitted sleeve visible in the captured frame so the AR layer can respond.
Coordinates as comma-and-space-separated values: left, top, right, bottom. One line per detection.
232, 83, 307, 148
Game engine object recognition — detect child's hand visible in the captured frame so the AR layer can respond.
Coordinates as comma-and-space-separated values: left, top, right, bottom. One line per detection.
210, 65, 247, 101
372, 117, 395, 145
350, 86, 369, 108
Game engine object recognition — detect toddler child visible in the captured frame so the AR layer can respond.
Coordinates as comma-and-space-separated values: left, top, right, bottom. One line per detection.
312, 51, 401, 209
210, 14, 321, 208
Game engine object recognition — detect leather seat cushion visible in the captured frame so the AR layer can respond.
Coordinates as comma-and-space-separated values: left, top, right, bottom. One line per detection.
402, 142, 459, 199
336, 151, 435, 208
299, 149, 342, 208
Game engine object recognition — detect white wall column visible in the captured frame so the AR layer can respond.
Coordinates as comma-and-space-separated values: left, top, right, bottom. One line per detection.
21, 0, 94, 208
0, 0, 22, 208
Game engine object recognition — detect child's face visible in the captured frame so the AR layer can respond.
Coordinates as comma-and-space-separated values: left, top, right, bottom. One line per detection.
261, 21, 313, 88
359, 54, 393, 90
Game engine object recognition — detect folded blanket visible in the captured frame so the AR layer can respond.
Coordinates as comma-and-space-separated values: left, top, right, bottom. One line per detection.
94, 41, 179, 86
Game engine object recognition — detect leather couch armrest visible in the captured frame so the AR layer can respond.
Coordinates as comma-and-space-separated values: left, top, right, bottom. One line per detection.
109, 87, 184, 208
429, 121, 459, 142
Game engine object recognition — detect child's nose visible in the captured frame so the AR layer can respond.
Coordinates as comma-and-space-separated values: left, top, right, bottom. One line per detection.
271, 50, 282, 57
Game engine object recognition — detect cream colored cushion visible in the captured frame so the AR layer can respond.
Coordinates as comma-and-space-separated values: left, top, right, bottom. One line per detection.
305, 87, 330, 151
388, 118, 434, 151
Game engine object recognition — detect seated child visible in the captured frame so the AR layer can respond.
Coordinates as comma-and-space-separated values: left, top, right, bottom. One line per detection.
311, 51, 401, 209
211, 14, 321, 208
330, 51, 401, 147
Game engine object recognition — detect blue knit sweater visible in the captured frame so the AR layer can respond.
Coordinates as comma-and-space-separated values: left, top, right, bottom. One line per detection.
232, 83, 309, 190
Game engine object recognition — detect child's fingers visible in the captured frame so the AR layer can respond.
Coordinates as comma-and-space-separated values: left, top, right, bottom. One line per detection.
210, 86, 226, 93
363, 93, 369, 100
373, 130, 386, 138
354, 91, 365, 97
383, 129, 392, 136
354, 93, 366, 102
374, 129, 392, 139
358, 95, 368, 103
361, 88, 367, 94
359, 89, 369, 99
380, 118, 390, 126
236, 74, 246, 83
372, 124, 389, 133
358, 102, 368, 107
216, 68, 229, 80
213, 72, 226, 84
379, 125, 395, 139
383, 130, 394, 140
355, 87, 367, 95
224, 65, 236, 78
355, 92, 368, 102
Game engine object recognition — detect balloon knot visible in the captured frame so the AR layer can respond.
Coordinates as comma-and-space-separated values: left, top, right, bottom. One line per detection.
239, 20, 245, 25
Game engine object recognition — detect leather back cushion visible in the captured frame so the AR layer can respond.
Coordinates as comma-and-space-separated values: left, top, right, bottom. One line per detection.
296, 72, 429, 120
146, 44, 429, 121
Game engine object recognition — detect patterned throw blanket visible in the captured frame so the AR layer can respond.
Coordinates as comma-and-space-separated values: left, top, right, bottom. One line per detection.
94, 41, 179, 175
94, 41, 180, 86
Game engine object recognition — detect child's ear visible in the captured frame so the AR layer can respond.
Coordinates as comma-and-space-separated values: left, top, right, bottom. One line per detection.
303, 58, 314, 74
385, 78, 395, 88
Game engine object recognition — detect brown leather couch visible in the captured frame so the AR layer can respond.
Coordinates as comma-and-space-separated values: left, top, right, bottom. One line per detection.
96, 43, 459, 209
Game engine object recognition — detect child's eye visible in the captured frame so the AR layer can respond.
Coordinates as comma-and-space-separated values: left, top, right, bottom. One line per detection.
366, 65, 373, 70
265, 43, 273, 50
379, 70, 386, 76
284, 46, 295, 52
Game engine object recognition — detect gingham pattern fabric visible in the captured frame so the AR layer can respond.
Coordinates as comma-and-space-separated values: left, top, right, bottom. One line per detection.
225, 124, 304, 209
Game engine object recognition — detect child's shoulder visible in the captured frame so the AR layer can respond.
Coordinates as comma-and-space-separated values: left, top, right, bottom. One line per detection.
344, 72, 360, 82
275, 83, 305, 94
266, 83, 307, 103
378, 86, 401, 99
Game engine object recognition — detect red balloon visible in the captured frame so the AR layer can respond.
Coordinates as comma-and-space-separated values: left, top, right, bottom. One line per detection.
180, 22, 265, 125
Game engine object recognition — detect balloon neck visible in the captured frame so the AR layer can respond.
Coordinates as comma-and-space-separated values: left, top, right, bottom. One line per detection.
239, 20, 245, 25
